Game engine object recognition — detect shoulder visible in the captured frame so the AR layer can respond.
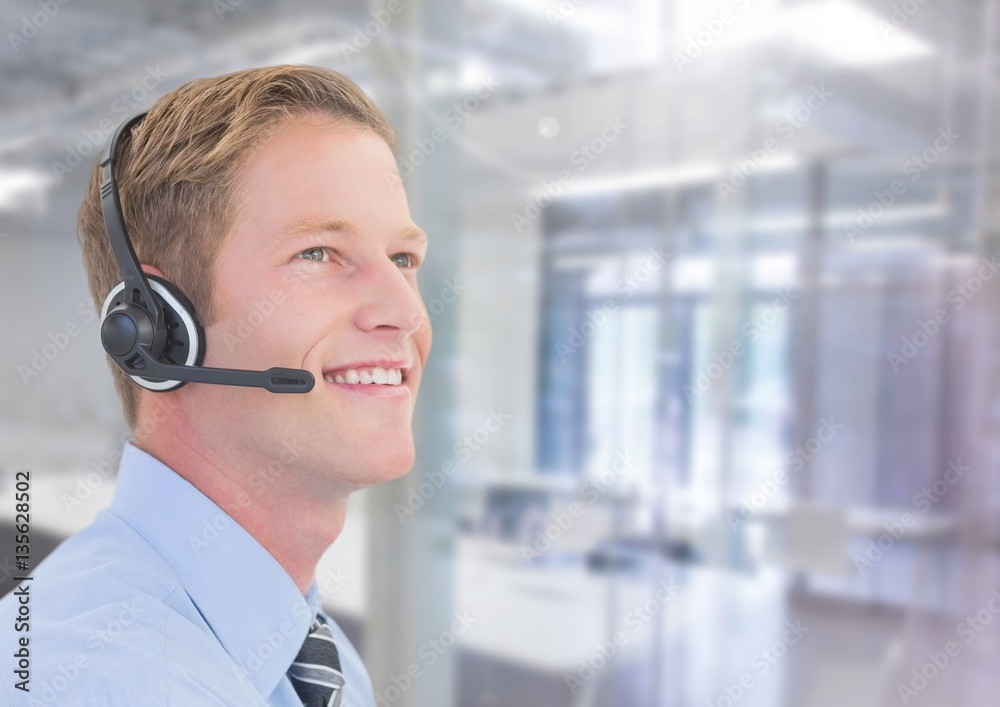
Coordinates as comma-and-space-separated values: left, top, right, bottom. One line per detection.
0, 511, 252, 706
0, 508, 181, 632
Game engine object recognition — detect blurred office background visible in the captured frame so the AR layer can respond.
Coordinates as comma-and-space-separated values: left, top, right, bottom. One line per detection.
2, 0, 1000, 705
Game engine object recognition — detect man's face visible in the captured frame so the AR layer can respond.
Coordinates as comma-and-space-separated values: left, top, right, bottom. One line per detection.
176, 117, 431, 493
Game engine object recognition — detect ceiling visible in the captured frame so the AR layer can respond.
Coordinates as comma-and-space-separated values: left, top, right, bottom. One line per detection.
0, 0, 994, 229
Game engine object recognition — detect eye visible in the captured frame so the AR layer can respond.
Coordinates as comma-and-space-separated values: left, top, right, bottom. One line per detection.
296, 246, 331, 263
391, 252, 421, 269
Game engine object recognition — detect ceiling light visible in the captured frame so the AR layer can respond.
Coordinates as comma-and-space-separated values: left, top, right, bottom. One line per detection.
0, 169, 52, 210
777, 0, 935, 66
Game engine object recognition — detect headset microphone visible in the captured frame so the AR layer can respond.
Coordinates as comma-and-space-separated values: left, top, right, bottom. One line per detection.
97, 111, 315, 394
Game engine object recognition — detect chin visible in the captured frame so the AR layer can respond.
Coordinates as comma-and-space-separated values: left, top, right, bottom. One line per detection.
343, 441, 416, 488
376, 444, 417, 482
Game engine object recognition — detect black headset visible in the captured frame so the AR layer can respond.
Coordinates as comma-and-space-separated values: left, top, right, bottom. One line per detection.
98, 111, 315, 394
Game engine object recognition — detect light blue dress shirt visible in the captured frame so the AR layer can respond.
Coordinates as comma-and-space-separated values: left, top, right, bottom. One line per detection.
0, 441, 375, 706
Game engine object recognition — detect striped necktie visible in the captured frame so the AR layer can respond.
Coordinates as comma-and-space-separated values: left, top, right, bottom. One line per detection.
287, 613, 346, 707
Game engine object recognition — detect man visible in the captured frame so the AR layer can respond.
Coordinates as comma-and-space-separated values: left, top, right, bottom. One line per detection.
0, 65, 431, 705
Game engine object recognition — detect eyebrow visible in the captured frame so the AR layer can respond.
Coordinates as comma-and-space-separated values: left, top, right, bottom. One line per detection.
394, 224, 429, 246
272, 217, 428, 253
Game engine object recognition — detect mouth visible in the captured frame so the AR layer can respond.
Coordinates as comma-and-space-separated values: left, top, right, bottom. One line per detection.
321, 360, 413, 397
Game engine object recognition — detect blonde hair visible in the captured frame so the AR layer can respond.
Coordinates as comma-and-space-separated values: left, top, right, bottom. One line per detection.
77, 65, 396, 429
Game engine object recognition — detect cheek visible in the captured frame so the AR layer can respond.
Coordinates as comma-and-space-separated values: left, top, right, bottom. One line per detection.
252, 291, 318, 355
418, 320, 432, 356
207, 275, 304, 363
266, 286, 353, 354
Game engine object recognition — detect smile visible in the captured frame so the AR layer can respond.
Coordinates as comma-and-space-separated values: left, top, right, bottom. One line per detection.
323, 365, 404, 386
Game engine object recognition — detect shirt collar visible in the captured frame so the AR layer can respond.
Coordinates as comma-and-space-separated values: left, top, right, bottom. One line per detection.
109, 440, 317, 699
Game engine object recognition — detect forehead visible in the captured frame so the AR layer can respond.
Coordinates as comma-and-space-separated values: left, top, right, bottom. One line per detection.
230, 118, 410, 246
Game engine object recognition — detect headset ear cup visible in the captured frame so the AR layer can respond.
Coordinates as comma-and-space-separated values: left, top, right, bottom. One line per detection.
146, 274, 205, 369
100, 275, 204, 391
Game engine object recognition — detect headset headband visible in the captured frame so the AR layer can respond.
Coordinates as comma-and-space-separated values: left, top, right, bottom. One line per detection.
99, 111, 164, 332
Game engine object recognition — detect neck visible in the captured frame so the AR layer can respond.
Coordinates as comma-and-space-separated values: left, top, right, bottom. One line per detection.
134, 400, 347, 595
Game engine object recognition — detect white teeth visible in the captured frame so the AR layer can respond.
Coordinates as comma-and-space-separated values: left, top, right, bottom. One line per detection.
326, 366, 404, 386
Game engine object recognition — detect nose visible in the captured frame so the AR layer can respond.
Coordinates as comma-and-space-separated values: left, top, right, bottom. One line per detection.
353, 253, 428, 344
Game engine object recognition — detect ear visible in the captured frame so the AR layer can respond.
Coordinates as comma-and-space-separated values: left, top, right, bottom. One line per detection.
140, 263, 165, 279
